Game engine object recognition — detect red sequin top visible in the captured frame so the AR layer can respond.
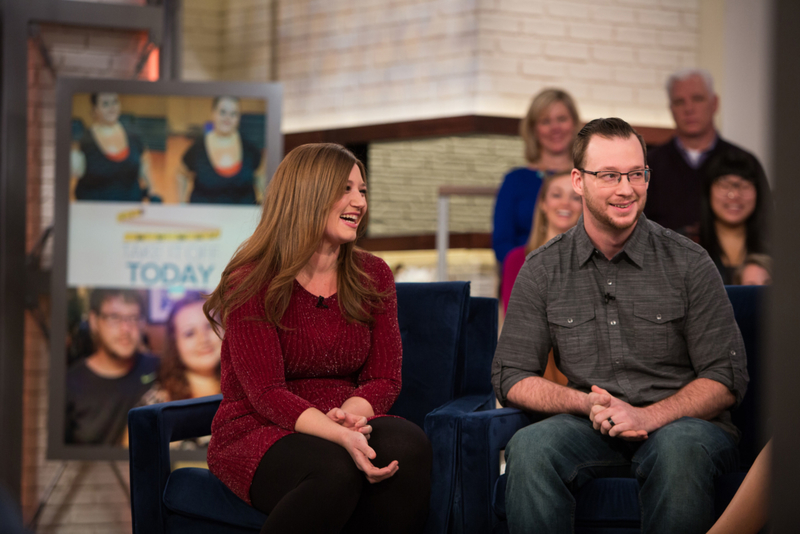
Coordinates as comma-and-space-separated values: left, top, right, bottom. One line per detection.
206, 252, 402, 504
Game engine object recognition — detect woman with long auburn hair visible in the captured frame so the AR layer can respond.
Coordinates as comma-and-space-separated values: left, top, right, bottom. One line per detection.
203, 143, 431, 534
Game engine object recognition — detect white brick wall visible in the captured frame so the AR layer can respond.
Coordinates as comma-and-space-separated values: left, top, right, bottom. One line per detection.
475, 0, 700, 127
182, 1, 703, 131
182, 0, 226, 80
277, 0, 481, 132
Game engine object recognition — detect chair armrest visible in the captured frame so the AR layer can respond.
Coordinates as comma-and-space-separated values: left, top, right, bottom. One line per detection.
423, 394, 494, 534
426, 399, 540, 534
128, 395, 222, 534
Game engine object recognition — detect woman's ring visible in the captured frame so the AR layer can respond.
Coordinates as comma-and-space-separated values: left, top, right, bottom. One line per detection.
608, 417, 616, 427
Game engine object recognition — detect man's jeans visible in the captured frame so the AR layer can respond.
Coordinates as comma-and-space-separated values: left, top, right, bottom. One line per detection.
505, 414, 739, 534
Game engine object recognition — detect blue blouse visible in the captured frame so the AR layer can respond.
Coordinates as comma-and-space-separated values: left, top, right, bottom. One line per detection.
492, 167, 544, 263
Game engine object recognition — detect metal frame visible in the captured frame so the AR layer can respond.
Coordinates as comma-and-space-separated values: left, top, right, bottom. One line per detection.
435, 186, 498, 282
0, 0, 164, 502
48, 77, 282, 461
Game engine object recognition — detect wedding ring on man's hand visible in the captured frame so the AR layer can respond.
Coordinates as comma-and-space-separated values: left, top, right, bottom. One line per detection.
607, 417, 616, 427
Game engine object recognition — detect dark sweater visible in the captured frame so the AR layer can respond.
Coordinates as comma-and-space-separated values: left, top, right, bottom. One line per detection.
644, 136, 766, 233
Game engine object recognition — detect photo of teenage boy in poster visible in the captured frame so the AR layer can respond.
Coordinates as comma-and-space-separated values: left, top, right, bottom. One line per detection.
65, 288, 158, 446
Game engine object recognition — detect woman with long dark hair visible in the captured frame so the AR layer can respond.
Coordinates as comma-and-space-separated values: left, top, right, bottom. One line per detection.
203, 143, 431, 533
71, 92, 158, 201
699, 150, 771, 284
179, 96, 265, 204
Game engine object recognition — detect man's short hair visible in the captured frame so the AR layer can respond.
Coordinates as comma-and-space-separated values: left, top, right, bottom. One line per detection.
666, 68, 715, 98
89, 289, 143, 315
572, 118, 647, 170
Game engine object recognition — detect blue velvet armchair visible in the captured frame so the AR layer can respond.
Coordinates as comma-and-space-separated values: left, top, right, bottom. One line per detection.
424, 285, 767, 534
129, 281, 498, 534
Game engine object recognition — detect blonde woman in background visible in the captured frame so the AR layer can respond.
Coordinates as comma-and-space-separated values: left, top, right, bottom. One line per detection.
492, 88, 580, 266
501, 171, 581, 386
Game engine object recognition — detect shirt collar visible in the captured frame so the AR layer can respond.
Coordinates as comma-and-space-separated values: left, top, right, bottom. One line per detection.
619, 213, 649, 268
674, 134, 719, 169
574, 216, 599, 266
574, 213, 650, 268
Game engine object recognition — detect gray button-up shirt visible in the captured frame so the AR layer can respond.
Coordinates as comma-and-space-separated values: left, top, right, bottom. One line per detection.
492, 214, 749, 437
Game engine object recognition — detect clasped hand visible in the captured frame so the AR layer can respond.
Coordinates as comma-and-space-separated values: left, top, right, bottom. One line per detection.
326, 408, 399, 484
588, 385, 649, 441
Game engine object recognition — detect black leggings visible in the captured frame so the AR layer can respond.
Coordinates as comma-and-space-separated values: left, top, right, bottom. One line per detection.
249, 416, 432, 534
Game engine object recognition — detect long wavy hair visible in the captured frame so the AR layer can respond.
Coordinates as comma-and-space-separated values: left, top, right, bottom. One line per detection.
159, 292, 220, 401
520, 88, 580, 164
524, 171, 573, 255
699, 149, 771, 269
204, 143, 382, 331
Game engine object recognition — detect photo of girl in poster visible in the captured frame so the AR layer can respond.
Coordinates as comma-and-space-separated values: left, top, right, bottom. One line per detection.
141, 292, 222, 404
70, 92, 160, 202
178, 96, 266, 205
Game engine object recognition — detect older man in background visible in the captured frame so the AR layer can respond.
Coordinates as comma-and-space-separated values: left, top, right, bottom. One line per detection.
644, 68, 767, 237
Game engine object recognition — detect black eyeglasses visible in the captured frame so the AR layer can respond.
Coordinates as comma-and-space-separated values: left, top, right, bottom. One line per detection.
579, 169, 650, 188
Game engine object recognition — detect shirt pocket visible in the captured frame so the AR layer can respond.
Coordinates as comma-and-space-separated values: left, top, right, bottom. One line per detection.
548, 303, 598, 364
633, 299, 686, 360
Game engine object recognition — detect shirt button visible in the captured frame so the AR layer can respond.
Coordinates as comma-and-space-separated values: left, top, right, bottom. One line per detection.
610, 320, 617, 325
567, 318, 573, 324
656, 314, 662, 320
666, 230, 672, 235
615, 360, 620, 364
730, 350, 736, 356
607, 280, 612, 285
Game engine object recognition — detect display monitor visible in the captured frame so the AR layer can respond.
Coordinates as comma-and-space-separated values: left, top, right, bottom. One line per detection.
48, 78, 282, 460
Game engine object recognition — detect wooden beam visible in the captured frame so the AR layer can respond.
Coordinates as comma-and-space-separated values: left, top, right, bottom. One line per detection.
284, 115, 675, 154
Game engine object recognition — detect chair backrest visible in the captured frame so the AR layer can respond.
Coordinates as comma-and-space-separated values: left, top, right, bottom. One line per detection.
389, 282, 471, 428
461, 296, 498, 397
725, 285, 767, 466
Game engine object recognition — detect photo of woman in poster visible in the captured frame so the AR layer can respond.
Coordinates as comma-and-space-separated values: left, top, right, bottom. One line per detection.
142, 292, 222, 404
70, 92, 159, 202
178, 96, 266, 205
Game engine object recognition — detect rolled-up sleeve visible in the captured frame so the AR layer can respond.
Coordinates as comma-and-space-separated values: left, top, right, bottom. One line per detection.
683, 251, 749, 407
491, 257, 552, 405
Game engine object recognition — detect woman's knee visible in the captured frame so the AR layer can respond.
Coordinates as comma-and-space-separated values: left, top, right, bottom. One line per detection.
370, 418, 432, 468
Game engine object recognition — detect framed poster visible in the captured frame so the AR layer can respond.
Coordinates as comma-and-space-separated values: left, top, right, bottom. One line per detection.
48, 78, 282, 460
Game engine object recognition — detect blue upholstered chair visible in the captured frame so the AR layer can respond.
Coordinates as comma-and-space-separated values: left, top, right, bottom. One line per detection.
424, 285, 767, 534
129, 282, 497, 534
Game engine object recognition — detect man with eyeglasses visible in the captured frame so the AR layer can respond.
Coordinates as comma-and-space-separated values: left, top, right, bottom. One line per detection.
66, 289, 159, 445
644, 68, 768, 238
492, 117, 748, 534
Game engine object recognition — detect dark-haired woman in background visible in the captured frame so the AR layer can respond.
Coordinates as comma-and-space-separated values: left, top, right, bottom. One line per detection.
179, 96, 265, 204
204, 143, 431, 533
699, 151, 771, 284
71, 92, 158, 202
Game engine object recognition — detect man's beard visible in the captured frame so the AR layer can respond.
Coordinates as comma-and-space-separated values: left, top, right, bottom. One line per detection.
92, 333, 137, 361
584, 187, 645, 232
